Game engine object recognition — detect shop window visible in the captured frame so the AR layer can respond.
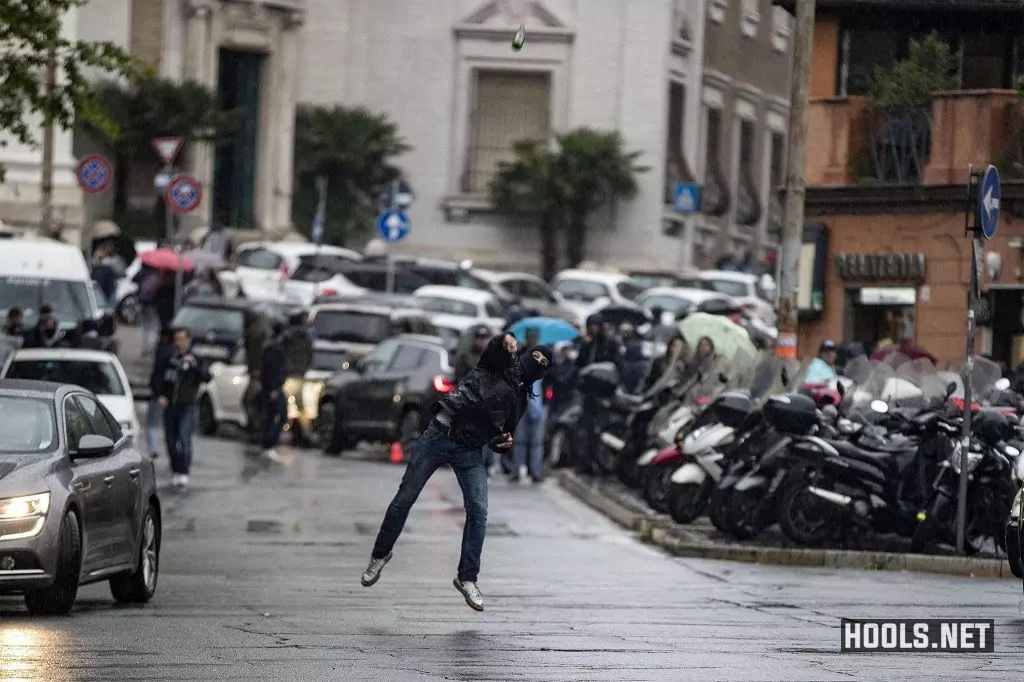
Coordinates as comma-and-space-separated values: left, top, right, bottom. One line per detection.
664, 82, 696, 205
735, 119, 762, 227
960, 31, 1012, 89
700, 107, 730, 217
462, 70, 551, 194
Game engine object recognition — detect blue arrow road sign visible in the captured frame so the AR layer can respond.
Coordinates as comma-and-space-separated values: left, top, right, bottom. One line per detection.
673, 182, 701, 214
377, 210, 410, 243
978, 165, 1001, 239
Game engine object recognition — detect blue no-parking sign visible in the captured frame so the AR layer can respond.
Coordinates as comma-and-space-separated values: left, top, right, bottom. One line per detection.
165, 174, 202, 216
77, 155, 112, 194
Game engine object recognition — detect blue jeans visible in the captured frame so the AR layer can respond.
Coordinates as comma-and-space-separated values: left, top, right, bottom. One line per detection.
512, 408, 547, 478
372, 423, 489, 582
164, 406, 196, 475
261, 390, 287, 450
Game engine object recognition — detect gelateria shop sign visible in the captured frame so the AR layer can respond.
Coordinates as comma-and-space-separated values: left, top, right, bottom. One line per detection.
834, 252, 926, 282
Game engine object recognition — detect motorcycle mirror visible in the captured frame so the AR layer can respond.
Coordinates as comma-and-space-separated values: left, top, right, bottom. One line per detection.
870, 399, 889, 414
995, 377, 1011, 391
946, 382, 957, 397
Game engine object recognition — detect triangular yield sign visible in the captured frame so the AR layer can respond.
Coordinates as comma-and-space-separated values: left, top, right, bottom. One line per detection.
152, 137, 183, 165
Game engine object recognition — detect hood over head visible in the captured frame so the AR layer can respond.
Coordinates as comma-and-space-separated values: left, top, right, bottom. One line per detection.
518, 344, 553, 384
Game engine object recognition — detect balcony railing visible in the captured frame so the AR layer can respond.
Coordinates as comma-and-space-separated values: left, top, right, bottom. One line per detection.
805, 90, 1023, 188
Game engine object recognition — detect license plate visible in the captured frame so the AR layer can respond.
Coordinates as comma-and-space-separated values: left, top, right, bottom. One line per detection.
194, 344, 228, 359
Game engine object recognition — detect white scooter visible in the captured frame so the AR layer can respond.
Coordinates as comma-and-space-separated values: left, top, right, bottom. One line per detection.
665, 421, 738, 524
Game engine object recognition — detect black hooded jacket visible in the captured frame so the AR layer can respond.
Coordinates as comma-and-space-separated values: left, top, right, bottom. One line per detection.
435, 336, 533, 450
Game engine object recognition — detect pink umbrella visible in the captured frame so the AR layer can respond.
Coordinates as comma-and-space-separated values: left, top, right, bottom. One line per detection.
140, 248, 194, 272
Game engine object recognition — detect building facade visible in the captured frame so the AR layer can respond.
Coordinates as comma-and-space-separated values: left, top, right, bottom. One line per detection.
300, 0, 793, 272
778, 0, 1024, 369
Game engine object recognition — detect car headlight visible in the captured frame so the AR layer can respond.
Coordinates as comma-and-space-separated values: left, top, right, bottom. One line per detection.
0, 493, 49, 520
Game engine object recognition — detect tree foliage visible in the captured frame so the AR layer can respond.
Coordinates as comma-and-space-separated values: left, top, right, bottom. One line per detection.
0, 0, 136, 163
292, 104, 409, 246
89, 77, 240, 219
867, 31, 958, 114
491, 128, 645, 272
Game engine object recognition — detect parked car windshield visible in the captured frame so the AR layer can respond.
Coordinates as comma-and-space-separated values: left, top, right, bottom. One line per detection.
630, 274, 680, 290
616, 281, 645, 301
311, 311, 391, 344
0, 396, 57, 454
310, 350, 349, 371
172, 306, 246, 338
0, 277, 92, 328
415, 296, 478, 317
554, 279, 610, 303
6, 359, 126, 396
702, 279, 749, 298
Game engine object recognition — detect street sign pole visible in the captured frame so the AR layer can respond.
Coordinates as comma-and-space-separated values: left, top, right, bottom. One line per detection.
153, 138, 184, 313
956, 163, 999, 554
386, 178, 399, 294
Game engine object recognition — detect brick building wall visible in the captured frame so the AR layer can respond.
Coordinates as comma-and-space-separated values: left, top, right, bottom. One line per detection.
800, 210, 1023, 369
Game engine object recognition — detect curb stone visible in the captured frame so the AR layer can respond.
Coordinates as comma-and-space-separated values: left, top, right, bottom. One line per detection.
556, 470, 1013, 580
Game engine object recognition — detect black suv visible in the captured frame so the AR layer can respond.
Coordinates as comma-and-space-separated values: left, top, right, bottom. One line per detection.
316, 334, 455, 455
308, 301, 437, 361
169, 298, 287, 363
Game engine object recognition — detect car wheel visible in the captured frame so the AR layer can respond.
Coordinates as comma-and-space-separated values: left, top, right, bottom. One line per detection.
110, 503, 160, 603
198, 395, 218, 436
318, 401, 345, 456
24, 510, 81, 616
397, 410, 421, 452
117, 294, 140, 326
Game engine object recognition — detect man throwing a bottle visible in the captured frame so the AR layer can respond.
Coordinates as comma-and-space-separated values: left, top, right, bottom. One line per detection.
360, 333, 553, 611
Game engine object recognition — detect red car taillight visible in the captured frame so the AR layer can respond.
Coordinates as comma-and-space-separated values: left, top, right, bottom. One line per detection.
544, 386, 554, 401
433, 375, 456, 393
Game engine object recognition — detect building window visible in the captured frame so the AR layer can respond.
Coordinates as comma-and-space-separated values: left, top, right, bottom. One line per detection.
741, 0, 760, 39
701, 107, 730, 217
735, 119, 762, 227
767, 130, 785, 240
770, 7, 791, 53
664, 82, 696, 205
462, 70, 551, 195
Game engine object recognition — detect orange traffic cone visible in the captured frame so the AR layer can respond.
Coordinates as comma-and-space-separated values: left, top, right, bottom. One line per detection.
389, 441, 404, 464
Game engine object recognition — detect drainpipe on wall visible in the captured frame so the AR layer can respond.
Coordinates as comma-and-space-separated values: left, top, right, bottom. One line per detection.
680, 0, 709, 271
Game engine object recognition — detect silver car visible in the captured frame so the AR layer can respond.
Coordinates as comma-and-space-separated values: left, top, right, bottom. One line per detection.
0, 380, 161, 615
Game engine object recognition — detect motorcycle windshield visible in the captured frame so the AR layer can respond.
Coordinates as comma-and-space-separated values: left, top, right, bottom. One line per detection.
890, 357, 944, 413
948, 357, 1003, 404
747, 353, 802, 403
842, 354, 903, 423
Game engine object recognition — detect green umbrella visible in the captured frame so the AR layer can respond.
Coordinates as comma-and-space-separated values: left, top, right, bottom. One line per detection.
678, 312, 757, 361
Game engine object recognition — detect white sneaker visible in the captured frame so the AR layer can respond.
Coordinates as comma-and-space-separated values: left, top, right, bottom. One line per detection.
453, 578, 484, 611
262, 448, 285, 463
172, 474, 189, 488
361, 552, 392, 587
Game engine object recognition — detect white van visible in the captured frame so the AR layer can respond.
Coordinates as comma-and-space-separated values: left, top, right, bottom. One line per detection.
0, 238, 105, 334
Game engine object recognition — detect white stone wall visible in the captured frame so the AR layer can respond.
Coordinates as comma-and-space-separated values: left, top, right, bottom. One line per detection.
297, 0, 705, 273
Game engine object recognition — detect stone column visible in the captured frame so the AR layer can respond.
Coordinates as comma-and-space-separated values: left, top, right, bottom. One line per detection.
271, 8, 304, 234
184, 0, 216, 226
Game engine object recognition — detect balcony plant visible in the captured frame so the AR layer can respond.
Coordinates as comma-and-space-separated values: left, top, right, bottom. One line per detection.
864, 31, 958, 184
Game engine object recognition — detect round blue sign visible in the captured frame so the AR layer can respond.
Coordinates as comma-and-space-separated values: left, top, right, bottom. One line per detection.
77, 155, 112, 194
165, 174, 202, 215
377, 210, 410, 243
978, 165, 1001, 240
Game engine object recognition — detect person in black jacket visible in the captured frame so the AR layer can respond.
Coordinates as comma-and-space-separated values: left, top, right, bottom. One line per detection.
259, 322, 289, 462
153, 327, 211, 489
145, 329, 174, 459
360, 333, 553, 612
576, 314, 616, 369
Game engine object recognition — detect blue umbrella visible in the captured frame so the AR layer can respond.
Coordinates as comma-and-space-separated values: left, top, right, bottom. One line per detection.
507, 317, 580, 346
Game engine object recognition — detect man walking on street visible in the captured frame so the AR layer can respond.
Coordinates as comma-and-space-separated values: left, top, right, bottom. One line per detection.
154, 328, 210, 489
260, 322, 288, 463
360, 333, 552, 611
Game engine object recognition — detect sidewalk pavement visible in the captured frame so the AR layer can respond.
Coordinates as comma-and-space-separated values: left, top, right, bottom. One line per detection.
557, 469, 1018, 581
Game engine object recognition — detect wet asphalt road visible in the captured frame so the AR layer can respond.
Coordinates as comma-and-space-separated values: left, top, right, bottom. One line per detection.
2, 426, 1024, 681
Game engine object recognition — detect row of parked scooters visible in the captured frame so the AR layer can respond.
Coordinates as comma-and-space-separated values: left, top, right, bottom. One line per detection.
550, 351, 1024, 555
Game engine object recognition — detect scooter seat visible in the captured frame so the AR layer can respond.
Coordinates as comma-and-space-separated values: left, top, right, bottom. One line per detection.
612, 389, 644, 413
831, 439, 918, 473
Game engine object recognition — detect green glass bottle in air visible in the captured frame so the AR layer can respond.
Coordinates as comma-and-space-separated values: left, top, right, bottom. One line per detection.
512, 24, 526, 51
